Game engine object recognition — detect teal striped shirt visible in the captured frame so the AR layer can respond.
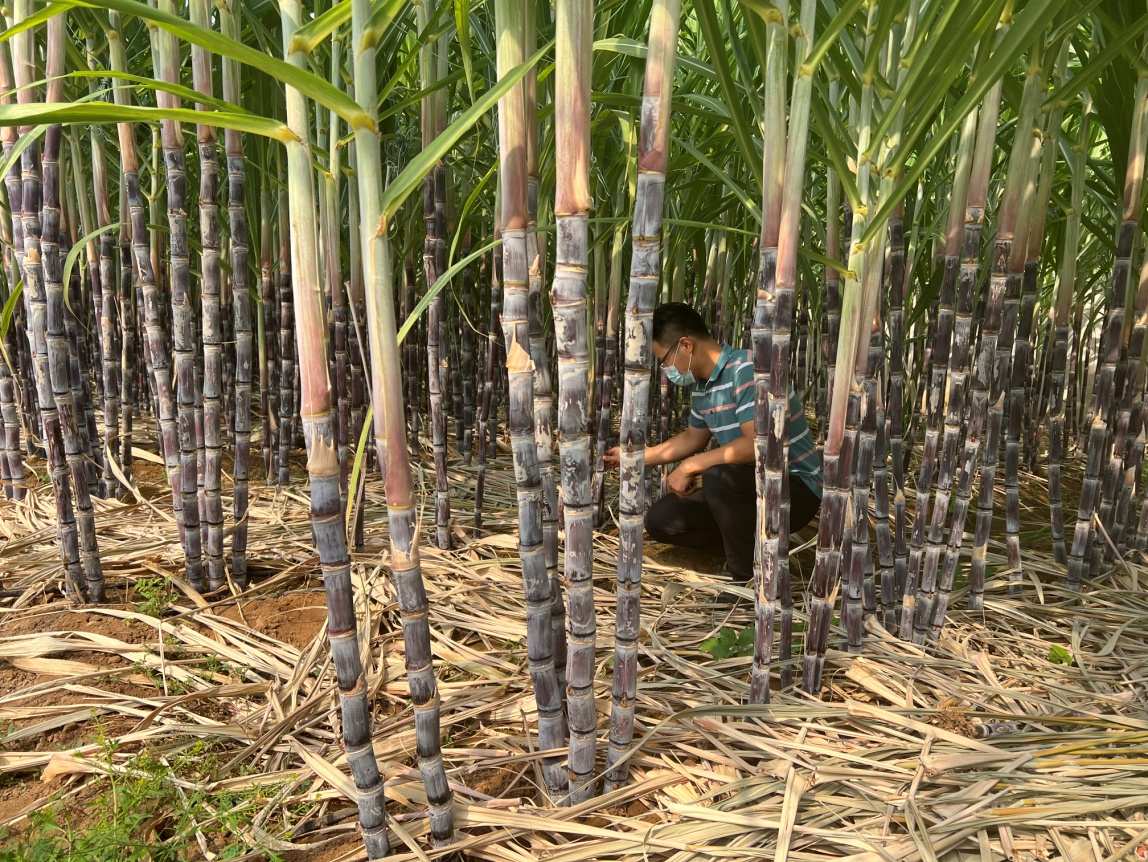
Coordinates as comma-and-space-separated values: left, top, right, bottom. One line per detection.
687, 345, 822, 497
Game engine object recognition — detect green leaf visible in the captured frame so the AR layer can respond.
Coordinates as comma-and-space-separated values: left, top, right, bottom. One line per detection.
0, 279, 23, 344
699, 626, 755, 659
62, 222, 120, 321
45, 0, 373, 130
345, 403, 374, 536
399, 237, 501, 343
862, 0, 1068, 243
674, 134, 761, 224
290, 0, 350, 55
0, 102, 295, 142
593, 37, 718, 82
695, 0, 762, 191
366, 0, 409, 47
1047, 644, 1073, 665
379, 40, 551, 227
455, 0, 476, 101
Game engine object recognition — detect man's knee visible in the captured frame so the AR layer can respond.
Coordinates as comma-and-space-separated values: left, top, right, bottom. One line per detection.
645, 494, 675, 542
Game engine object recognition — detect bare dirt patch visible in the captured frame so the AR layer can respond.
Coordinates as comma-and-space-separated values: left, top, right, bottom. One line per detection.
221, 591, 328, 651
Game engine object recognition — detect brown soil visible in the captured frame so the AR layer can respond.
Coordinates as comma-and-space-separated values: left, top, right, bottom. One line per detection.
220, 591, 328, 651
1, 608, 155, 644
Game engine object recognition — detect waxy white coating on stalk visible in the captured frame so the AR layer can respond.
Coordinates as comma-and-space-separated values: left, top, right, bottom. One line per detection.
604, 0, 681, 791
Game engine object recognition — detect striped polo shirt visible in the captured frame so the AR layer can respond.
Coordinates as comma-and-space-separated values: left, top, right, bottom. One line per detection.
687, 345, 822, 497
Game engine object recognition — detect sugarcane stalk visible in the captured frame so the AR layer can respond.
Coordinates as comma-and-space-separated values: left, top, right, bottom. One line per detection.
805, 0, 879, 693
280, 2, 390, 854
277, 179, 294, 485
0, 43, 26, 501
7, 2, 86, 598
553, 0, 595, 800
592, 217, 625, 525
349, 0, 456, 843
143, 6, 202, 589
495, 0, 568, 800
219, 0, 252, 586
604, 0, 681, 787
1070, 60, 1148, 588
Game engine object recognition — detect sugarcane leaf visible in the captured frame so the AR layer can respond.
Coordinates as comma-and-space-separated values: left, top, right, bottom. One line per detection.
593, 37, 717, 81
735, 0, 782, 25
62, 222, 120, 322
455, 0, 477, 101
379, 41, 551, 228
695, 0, 762, 189
0, 102, 296, 142
398, 238, 501, 343
0, 124, 47, 184
32, 0, 373, 130
345, 403, 373, 536
673, 135, 761, 224
289, 0, 350, 54
366, 0, 409, 46
1050, 12, 1148, 108
0, 279, 22, 344
862, 0, 1068, 243
68, 69, 249, 115
805, 0, 865, 74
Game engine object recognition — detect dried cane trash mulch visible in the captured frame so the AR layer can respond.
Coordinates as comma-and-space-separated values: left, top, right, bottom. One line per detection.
1, 447, 1146, 862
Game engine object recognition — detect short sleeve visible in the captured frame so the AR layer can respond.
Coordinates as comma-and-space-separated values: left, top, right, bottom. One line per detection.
688, 404, 706, 429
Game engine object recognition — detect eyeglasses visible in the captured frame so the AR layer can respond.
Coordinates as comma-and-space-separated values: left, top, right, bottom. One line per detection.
658, 338, 684, 368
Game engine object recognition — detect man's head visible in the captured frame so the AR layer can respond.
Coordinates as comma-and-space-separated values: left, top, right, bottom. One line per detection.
652, 302, 713, 387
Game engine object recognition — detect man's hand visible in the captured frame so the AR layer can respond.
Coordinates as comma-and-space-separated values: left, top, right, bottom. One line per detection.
603, 445, 620, 468
667, 458, 702, 495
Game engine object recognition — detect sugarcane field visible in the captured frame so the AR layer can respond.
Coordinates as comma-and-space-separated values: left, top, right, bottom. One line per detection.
4, 0, 1148, 859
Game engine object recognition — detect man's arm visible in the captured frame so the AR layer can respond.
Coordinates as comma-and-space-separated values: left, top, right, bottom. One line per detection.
645, 425, 710, 466
679, 419, 754, 473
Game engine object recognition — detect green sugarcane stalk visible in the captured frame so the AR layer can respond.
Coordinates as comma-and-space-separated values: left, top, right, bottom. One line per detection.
496, 0, 568, 800
350, 0, 455, 843
189, 0, 225, 591
1048, 99, 1092, 564
281, 1, 394, 855
219, 0, 252, 587
604, 0, 681, 787
416, 0, 453, 550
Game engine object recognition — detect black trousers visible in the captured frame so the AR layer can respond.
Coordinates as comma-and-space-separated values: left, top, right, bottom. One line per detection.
645, 463, 820, 581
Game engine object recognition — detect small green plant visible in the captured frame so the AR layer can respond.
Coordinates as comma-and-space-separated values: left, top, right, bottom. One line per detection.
700, 626, 756, 659
1047, 644, 1073, 665
0, 746, 284, 862
134, 577, 173, 618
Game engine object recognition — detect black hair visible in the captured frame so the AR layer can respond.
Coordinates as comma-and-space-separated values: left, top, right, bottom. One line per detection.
652, 302, 710, 346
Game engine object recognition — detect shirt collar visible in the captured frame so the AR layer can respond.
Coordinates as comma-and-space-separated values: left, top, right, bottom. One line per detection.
701, 344, 734, 389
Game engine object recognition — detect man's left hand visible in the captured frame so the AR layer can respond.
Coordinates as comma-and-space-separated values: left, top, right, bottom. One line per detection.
667, 459, 701, 495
